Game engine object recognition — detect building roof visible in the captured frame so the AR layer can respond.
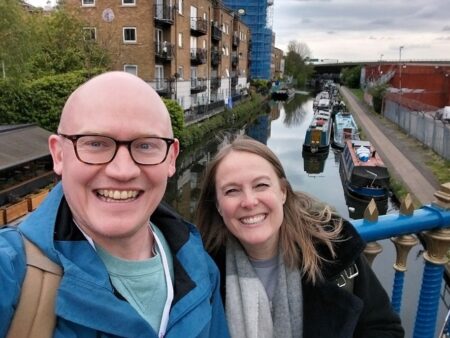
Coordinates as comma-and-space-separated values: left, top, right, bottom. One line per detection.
0, 124, 52, 171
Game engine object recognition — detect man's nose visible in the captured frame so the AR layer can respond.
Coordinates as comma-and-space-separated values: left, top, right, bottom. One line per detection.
104, 145, 140, 180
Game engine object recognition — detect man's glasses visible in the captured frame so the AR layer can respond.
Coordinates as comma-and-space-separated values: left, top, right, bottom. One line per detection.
58, 134, 175, 165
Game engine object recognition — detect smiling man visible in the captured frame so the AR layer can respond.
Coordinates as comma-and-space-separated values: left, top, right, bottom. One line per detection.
0, 72, 229, 338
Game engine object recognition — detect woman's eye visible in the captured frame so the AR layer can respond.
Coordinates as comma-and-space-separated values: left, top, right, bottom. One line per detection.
255, 183, 269, 189
224, 188, 238, 195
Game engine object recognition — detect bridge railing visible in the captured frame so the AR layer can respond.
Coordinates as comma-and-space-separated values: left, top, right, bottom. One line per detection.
350, 182, 450, 338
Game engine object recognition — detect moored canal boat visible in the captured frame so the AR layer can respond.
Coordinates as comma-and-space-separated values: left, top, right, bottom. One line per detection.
302, 110, 332, 153
332, 112, 360, 149
339, 140, 390, 201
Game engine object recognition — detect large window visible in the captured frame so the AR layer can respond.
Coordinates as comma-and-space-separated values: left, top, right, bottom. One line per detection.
155, 65, 164, 90
123, 27, 137, 43
177, 0, 183, 14
124, 65, 137, 75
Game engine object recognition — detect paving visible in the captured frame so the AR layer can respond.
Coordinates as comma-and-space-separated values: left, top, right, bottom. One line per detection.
340, 86, 441, 206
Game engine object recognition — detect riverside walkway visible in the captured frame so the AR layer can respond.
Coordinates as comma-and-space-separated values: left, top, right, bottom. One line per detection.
340, 86, 440, 205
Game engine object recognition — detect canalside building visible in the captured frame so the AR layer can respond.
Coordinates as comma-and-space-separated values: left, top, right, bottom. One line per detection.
63, 0, 250, 112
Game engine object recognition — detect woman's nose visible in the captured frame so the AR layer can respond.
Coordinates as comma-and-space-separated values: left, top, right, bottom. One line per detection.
241, 190, 258, 208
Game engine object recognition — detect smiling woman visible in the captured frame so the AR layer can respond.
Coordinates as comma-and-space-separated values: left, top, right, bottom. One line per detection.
196, 135, 405, 338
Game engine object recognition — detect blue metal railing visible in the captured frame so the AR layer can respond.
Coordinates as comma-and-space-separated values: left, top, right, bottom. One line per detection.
349, 185, 450, 338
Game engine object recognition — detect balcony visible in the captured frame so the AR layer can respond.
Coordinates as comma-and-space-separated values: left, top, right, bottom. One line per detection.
210, 76, 220, 90
190, 48, 207, 65
190, 17, 207, 36
153, 78, 173, 97
211, 24, 222, 41
231, 53, 238, 67
231, 74, 238, 87
232, 32, 240, 47
211, 50, 221, 67
190, 77, 207, 93
154, 4, 174, 25
155, 41, 174, 62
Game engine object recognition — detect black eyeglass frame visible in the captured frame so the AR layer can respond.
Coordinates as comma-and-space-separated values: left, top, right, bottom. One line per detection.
58, 133, 175, 165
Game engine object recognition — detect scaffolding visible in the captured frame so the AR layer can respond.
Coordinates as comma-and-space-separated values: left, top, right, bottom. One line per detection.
222, 0, 274, 79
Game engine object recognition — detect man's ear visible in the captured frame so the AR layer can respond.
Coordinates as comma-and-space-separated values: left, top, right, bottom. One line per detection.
49, 135, 64, 175
167, 138, 180, 178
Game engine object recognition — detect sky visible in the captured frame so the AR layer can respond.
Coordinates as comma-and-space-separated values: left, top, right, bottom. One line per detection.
272, 0, 450, 62
27, 0, 450, 63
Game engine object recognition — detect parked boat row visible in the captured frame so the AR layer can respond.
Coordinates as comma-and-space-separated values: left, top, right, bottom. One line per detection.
303, 81, 391, 203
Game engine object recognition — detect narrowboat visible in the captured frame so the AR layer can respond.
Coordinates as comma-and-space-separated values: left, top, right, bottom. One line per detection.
302, 111, 332, 153
332, 112, 360, 149
339, 140, 390, 201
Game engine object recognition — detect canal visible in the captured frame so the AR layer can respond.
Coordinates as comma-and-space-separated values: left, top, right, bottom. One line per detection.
164, 94, 447, 336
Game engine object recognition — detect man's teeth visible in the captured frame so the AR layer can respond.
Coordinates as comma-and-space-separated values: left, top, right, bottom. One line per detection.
97, 190, 138, 200
241, 214, 265, 224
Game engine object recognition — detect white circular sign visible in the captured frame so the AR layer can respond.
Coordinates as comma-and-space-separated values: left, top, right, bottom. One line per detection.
102, 8, 115, 22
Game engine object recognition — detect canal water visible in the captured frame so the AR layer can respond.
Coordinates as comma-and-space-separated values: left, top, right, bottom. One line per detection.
164, 94, 447, 336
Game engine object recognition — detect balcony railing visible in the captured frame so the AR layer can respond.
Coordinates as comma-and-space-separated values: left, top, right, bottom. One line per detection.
154, 4, 174, 25
211, 24, 222, 41
210, 76, 220, 90
211, 50, 221, 67
190, 48, 207, 65
154, 41, 174, 62
152, 78, 173, 97
190, 17, 207, 36
347, 183, 450, 338
190, 77, 207, 93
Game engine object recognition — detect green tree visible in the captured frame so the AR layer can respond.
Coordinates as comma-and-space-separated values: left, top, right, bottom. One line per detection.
284, 41, 314, 89
369, 84, 388, 114
341, 66, 361, 88
0, 0, 36, 80
28, 10, 110, 77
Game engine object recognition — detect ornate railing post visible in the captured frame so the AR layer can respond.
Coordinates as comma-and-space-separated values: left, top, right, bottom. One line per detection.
413, 183, 450, 338
391, 194, 419, 313
363, 200, 383, 265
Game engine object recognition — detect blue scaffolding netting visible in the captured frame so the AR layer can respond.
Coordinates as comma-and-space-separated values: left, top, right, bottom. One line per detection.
222, 0, 273, 79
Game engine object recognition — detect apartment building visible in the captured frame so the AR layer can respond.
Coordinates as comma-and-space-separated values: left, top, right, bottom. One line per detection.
63, 0, 250, 112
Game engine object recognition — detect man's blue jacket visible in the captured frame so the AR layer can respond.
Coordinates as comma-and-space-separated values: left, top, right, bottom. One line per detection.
0, 183, 230, 338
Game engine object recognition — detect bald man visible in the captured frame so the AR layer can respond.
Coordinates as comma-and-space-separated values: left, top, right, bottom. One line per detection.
0, 72, 230, 338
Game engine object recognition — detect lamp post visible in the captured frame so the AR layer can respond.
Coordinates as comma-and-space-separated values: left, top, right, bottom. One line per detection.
378, 54, 384, 75
399, 46, 404, 94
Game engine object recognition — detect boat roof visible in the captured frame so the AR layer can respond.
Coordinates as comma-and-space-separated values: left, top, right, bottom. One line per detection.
344, 140, 386, 167
0, 124, 52, 171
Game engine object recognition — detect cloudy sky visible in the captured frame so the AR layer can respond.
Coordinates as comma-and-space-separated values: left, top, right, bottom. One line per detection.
272, 0, 450, 62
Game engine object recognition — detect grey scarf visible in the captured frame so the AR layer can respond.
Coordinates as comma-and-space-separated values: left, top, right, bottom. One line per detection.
225, 237, 303, 338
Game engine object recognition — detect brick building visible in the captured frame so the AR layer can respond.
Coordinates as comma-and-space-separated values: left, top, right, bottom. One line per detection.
63, 0, 250, 111
363, 63, 450, 109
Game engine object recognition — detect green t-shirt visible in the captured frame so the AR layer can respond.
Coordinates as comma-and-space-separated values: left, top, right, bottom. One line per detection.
95, 224, 173, 333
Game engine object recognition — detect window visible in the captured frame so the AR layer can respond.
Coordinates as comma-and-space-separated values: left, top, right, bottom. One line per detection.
83, 27, 96, 41
124, 65, 138, 75
122, 0, 135, 5
82, 0, 94, 6
177, 0, 183, 14
178, 32, 183, 48
123, 27, 137, 43
155, 65, 164, 89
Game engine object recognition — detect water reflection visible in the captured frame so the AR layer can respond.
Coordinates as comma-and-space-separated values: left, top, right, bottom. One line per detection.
164, 94, 397, 222
302, 150, 329, 175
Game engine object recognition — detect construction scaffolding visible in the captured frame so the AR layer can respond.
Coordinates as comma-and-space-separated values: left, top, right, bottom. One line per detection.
222, 0, 274, 79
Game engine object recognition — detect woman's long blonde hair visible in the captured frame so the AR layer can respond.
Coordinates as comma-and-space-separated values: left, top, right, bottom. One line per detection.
196, 136, 343, 284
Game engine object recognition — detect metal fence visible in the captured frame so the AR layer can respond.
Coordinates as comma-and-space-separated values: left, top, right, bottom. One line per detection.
383, 97, 450, 160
